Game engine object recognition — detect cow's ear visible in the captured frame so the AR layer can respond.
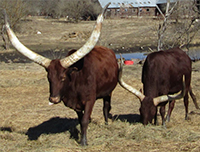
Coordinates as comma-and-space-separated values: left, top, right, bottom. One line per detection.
67, 67, 79, 75
66, 67, 78, 81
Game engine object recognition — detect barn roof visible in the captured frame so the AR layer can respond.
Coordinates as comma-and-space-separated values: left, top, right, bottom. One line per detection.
98, 0, 178, 8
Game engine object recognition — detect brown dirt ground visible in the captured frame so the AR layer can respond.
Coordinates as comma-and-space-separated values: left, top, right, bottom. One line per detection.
0, 16, 200, 151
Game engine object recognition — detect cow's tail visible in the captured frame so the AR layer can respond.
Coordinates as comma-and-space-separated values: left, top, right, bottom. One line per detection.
189, 86, 199, 109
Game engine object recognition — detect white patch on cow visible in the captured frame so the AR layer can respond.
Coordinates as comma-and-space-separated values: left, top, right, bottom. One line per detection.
49, 102, 54, 106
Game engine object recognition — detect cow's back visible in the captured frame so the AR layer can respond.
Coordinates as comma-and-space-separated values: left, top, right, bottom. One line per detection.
142, 48, 191, 97
67, 46, 118, 100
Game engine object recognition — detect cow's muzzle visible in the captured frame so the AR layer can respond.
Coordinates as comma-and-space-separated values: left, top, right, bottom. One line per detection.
49, 96, 61, 105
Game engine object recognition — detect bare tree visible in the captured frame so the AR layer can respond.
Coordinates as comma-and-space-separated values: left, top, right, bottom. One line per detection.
157, 0, 200, 51
157, 1, 177, 51
0, 0, 28, 29
61, 0, 101, 22
0, 0, 28, 50
63, 0, 87, 22
171, 0, 200, 50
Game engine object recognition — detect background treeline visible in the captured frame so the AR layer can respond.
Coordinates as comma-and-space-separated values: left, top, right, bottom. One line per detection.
25, 0, 101, 20
0, 0, 101, 26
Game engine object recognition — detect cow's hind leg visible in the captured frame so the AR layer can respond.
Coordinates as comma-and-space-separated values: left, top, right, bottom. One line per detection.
165, 100, 175, 122
184, 93, 189, 120
103, 94, 112, 125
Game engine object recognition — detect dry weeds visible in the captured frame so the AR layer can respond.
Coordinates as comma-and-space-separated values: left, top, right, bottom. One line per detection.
0, 61, 200, 151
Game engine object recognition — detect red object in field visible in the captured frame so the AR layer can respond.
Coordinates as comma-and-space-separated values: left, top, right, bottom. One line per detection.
124, 60, 134, 65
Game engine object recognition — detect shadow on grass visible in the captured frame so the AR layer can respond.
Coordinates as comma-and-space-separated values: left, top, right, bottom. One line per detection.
0, 127, 13, 132
113, 113, 141, 124
26, 117, 79, 141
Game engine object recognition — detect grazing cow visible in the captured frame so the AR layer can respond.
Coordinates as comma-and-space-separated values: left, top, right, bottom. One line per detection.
4, 3, 117, 146
118, 48, 199, 126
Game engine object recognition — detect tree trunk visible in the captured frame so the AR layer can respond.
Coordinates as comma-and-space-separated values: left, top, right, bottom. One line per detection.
1, 26, 9, 50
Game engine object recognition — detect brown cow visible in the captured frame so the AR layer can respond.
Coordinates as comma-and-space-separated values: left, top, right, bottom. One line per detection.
4, 3, 117, 146
118, 48, 199, 126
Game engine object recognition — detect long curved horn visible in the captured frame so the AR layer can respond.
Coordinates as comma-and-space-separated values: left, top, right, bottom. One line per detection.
118, 54, 145, 101
3, 10, 51, 68
153, 75, 186, 106
60, 3, 111, 68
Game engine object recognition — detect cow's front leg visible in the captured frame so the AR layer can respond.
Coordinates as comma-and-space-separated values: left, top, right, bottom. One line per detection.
76, 111, 83, 125
77, 101, 95, 146
160, 106, 166, 127
154, 107, 158, 125
76, 110, 87, 146
166, 100, 175, 122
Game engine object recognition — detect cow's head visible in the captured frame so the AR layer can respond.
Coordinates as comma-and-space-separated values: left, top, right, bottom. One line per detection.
46, 57, 81, 105
118, 55, 186, 125
3, 3, 110, 105
139, 96, 157, 125
46, 59, 67, 104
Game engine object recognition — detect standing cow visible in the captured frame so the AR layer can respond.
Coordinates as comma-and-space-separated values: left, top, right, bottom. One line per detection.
119, 48, 199, 126
4, 3, 117, 146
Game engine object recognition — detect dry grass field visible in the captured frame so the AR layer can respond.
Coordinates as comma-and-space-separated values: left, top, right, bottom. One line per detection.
0, 16, 200, 151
